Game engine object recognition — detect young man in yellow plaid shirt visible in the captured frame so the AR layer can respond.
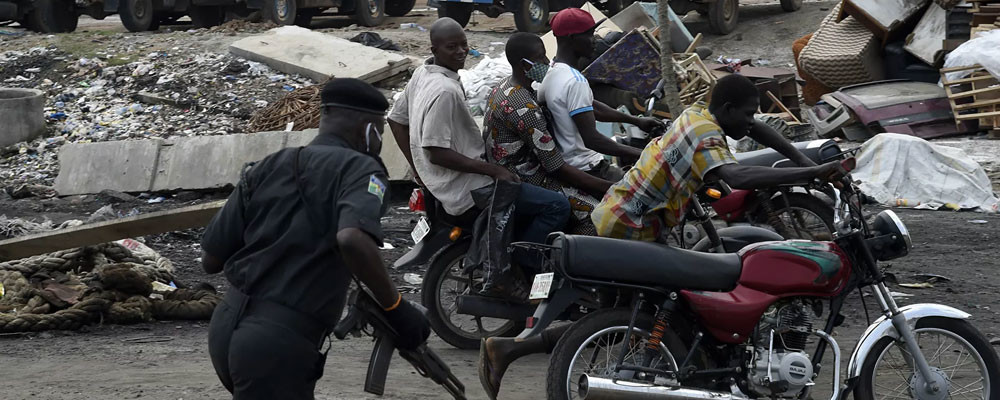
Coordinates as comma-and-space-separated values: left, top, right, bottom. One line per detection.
592, 74, 845, 242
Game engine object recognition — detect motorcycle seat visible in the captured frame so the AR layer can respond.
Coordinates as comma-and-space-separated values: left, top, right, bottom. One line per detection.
553, 234, 742, 291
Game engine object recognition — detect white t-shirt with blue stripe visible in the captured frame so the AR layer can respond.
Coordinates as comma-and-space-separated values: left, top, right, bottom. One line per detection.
537, 62, 604, 171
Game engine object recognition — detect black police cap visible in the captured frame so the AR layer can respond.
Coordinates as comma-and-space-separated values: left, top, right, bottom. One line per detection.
320, 78, 390, 115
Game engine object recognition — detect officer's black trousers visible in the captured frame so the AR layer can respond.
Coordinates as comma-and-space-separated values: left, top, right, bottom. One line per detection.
208, 291, 328, 399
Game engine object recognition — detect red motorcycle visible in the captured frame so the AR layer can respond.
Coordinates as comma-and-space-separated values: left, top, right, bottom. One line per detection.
527, 159, 1000, 400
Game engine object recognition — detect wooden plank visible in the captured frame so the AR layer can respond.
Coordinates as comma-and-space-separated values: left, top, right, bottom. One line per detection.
940, 64, 984, 73
0, 201, 226, 261
684, 33, 703, 54
954, 110, 1000, 120
947, 85, 1000, 98
765, 90, 801, 124
942, 73, 997, 85
955, 97, 1000, 110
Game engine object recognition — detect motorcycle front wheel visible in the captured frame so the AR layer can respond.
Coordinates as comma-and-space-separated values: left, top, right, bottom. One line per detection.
766, 192, 834, 241
546, 308, 685, 400
856, 317, 1000, 400
420, 240, 521, 350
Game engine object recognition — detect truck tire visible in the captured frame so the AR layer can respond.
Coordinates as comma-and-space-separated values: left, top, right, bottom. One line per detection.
780, 0, 801, 11
708, 0, 737, 35
601, 0, 631, 17
437, 2, 472, 27
513, 0, 547, 33
262, 0, 296, 25
25, 0, 78, 33
120, 0, 155, 31
353, 0, 386, 27
189, 6, 224, 28
385, 0, 415, 16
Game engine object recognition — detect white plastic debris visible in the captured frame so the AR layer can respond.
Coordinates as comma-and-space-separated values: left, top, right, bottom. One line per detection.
458, 53, 512, 116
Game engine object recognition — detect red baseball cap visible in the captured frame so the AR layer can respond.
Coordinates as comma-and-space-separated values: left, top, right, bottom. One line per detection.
551, 8, 606, 37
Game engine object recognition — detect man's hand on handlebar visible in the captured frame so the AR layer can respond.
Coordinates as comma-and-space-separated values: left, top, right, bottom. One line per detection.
635, 117, 666, 134
814, 158, 856, 188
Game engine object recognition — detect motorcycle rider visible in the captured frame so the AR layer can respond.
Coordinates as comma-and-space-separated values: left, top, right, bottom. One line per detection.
478, 74, 845, 399
483, 32, 613, 235
591, 74, 843, 242
387, 18, 570, 292
539, 8, 665, 182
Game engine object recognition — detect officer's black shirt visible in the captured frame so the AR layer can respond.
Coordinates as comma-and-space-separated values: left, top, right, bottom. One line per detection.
201, 134, 390, 326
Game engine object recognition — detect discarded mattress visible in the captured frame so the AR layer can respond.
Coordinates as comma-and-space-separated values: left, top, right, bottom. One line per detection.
799, 4, 885, 89
583, 29, 661, 97
805, 80, 976, 140
854, 133, 1000, 213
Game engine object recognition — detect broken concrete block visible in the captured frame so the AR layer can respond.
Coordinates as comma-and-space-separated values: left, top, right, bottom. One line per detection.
54, 139, 161, 196
229, 26, 412, 84
151, 131, 288, 192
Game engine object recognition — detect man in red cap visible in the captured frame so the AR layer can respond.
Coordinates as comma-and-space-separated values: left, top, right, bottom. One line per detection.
538, 7, 663, 183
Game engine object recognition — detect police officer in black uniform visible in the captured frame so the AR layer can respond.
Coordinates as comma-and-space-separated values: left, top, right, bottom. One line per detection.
201, 78, 431, 399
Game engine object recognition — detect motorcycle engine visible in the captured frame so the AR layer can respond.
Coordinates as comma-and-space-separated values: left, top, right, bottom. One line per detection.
747, 299, 818, 397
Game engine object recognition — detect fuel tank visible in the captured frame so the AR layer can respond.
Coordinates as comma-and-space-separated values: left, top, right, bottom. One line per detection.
737, 240, 851, 296
681, 241, 851, 344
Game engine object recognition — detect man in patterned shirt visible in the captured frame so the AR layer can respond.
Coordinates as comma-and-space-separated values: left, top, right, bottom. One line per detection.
592, 74, 846, 242
483, 33, 612, 233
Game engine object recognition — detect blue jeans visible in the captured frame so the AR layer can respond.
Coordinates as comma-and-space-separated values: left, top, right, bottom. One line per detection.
512, 183, 570, 269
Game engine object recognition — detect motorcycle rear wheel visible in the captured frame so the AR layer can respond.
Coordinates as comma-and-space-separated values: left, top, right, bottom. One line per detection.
421, 241, 522, 350
546, 308, 686, 400
855, 317, 1000, 400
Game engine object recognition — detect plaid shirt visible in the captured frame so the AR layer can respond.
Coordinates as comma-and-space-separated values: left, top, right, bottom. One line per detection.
591, 102, 737, 241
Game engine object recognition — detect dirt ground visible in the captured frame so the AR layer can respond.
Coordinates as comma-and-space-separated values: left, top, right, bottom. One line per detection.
1, 192, 999, 400
3, 1, 1000, 399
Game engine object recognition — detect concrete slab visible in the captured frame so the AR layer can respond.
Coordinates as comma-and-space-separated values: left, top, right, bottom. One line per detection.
229, 26, 412, 84
53, 128, 417, 196
151, 131, 287, 191
54, 139, 161, 196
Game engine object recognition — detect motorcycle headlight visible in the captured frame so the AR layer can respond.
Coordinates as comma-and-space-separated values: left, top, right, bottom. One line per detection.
869, 210, 912, 261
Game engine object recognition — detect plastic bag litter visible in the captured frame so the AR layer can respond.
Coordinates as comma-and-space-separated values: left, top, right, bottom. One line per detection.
458, 54, 511, 116
349, 32, 401, 51
942, 30, 1000, 82
853, 133, 1000, 213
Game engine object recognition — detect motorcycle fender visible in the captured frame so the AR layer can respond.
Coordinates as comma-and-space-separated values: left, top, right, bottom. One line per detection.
515, 284, 587, 340
692, 225, 784, 253
392, 228, 459, 269
846, 303, 971, 379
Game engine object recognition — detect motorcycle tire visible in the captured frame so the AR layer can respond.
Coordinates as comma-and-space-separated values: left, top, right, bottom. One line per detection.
421, 241, 522, 350
765, 192, 835, 241
546, 308, 688, 400
437, 2, 473, 28
855, 317, 1000, 400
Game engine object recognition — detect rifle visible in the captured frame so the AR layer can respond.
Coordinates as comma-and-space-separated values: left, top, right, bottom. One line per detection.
333, 288, 467, 400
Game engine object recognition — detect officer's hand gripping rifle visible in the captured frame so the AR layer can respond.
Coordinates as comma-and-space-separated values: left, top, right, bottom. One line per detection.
333, 289, 466, 400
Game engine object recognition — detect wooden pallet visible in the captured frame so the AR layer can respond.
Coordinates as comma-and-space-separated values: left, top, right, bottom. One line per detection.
673, 52, 717, 108
941, 64, 1000, 135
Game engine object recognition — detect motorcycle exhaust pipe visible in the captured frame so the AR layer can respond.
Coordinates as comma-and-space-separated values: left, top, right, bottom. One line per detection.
580, 375, 739, 400
455, 295, 536, 321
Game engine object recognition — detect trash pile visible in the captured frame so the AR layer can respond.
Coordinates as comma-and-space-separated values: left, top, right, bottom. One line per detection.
0, 44, 314, 190
798, 1, 1000, 141
0, 234, 220, 333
